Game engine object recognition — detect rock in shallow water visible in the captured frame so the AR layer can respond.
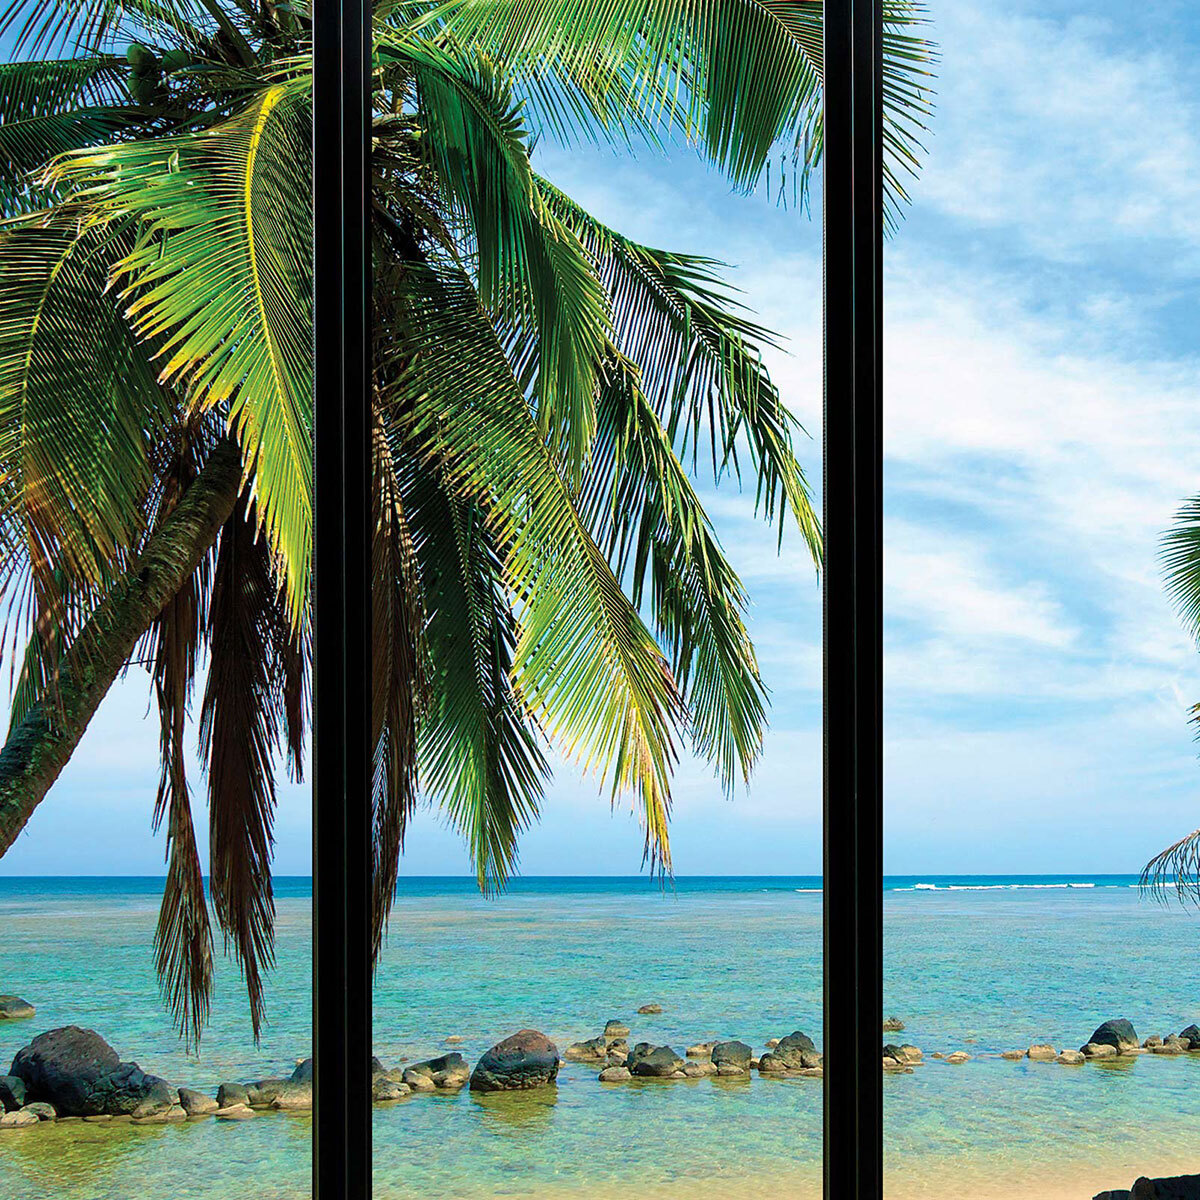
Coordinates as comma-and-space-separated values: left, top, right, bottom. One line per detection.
10, 1027, 175, 1118
178, 1088, 218, 1116
1084, 1019, 1139, 1054
404, 1053, 470, 1090
637, 1004, 662, 1015
882, 1016, 905, 1033
598, 1066, 631, 1082
0, 997, 35, 1021
0, 1109, 38, 1128
711, 1041, 752, 1072
627, 1044, 684, 1077
1027, 1043, 1056, 1061
469, 1030, 559, 1092
1057, 1050, 1085, 1065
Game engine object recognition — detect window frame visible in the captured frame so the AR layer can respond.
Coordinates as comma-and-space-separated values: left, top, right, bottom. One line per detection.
309, 1, 886, 1196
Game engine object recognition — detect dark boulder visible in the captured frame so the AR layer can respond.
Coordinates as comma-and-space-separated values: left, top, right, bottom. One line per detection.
759, 1031, 818, 1073
627, 1043, 684, 1077
245, 1079, 288, 1107
0, 1076, 26, 1112
9, 1027, 175, 1118
1178, 1025, 1200, 1050
470, 1030, 559, 1092
0, 997, 35, 1021
291, 1058, 314, 1083
217, 1082, 251, 1108
711, 1041, 752, 1071
1084, 1019, 1139, 1054
1094, 1176, 1200, 1199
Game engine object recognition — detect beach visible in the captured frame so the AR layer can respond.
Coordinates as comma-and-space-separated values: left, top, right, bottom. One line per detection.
1, 876, 1198, 1199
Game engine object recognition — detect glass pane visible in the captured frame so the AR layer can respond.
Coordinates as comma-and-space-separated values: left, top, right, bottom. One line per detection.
0, 2, 314, 1196
884, 2, 1200, 1197
368, 9, 836, 1200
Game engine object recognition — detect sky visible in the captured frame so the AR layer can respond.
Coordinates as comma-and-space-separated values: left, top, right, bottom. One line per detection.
4, 0, 1200, 877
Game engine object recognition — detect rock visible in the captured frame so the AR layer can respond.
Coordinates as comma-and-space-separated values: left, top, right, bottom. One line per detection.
1084, 1019, 1139, 1054
217, 1083, 251, 1108
944, 1051, 970, 1064
931, 1052, 944, 1059
1081, 1042, 1118, 1059
291, 1058, 314, 1084
372, 1079, 409, 1102
0, 1075, 26, 1111
882, 1016, 905, 1033
687, 1042, 717, 1059
443, 1036, 465, 1045
0, 997, 35, 1021
603, 1020, 630, 1040
402, 1070, 435, 1091
1099, 1175, 1200, 1199
1152, 1043, 1186, 1056
683, 1061, 716, 1078
1178, 1025, 1200, 1050
598, 1066, 631, 1082
271, 1081, 314, 1111
132, 1104, 187, 1124
214, 1105, 255, 1120
882, 1045, 908, 1070
1027, 1044, 1056, 1061
627, 1044, 684, 1078
470, 1030, 559, 1093
759, 1031, 818, 1074
82, 1114, 111, 1123
21, 1102, 56, 1121
1144, 1036, 1164, 1049
1057, 1050, 1085, 1065
765, 1038, 781, 1049
637, 1004, 662, 1015
0, 1109, 38, 1128
1001, 1051, 1025, 1060
245, 1078, 288, 1108
899, 1045, 922, 1063
711, 1041, 752, 1071
178, 1088, 218, 1116
564, 1037, 607, 1063
9, 1028, 174, 1118
405, 1053, 470, 1090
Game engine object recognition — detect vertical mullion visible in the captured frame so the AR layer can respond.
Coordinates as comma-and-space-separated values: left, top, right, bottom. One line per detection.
823, 0, 884, 1197
313, 0, 373, 1195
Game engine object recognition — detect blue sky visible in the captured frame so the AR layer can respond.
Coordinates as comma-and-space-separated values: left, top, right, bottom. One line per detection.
5, 0, 1200, 877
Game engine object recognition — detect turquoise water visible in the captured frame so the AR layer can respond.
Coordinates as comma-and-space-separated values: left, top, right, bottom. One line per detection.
1, 875, 1199, 1199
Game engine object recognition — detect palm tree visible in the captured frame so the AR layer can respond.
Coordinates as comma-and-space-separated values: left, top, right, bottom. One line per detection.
0, 0, 932, 1043
1143, 497, 1200, 900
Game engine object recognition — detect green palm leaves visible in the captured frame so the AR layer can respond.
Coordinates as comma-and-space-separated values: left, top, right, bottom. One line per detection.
0, 0, 934, 1041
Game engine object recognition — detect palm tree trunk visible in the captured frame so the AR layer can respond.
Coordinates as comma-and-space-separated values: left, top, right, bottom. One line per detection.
0, 438, 243, 857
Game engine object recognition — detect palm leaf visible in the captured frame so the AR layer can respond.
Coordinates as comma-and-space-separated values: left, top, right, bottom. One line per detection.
383, 258, 682, 869
51, 79, 315, 627
380, 34, 611, 483
583, 355, 766, 790
541, 176, 819, 557
199, 493, 292, 1040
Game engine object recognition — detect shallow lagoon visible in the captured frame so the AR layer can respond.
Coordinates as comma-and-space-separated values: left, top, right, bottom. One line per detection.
1, 876, 1198, 1198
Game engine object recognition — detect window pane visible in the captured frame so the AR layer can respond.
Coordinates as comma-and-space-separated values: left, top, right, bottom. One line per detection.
368, 10, 837, 1199
884, 2, 1200, 1197
0, 4, 314, 1196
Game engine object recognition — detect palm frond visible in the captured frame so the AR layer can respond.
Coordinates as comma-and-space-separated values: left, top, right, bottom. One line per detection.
541, 176, 820, 557
147, 422, 214, 1049
0, 0, 221, 59
383, 258, 683, 869
583, 356, 766, 790
1161, 496, 1200, 646
409, 0, 934, 217
370, 397, 426, 946
0, 57, 132, 215
381, 34, 611, 483
50, 79, 315, 627
0, 213, 172, 661
1141, 819, 1200, 908
199, 493, 287, 1041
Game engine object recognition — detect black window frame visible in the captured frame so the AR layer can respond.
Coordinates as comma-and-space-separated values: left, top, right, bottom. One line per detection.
309, 1, 885, 1196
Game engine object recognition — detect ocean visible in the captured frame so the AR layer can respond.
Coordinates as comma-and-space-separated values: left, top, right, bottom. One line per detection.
1, 875, 1198, 1199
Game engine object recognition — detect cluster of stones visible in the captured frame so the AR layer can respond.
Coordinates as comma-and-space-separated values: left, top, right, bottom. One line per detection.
995, 1018, 1200, 1067
564, 1021, 825, 1083
0, 1025, 567, 1129
1094, 1172, 1200, 1199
